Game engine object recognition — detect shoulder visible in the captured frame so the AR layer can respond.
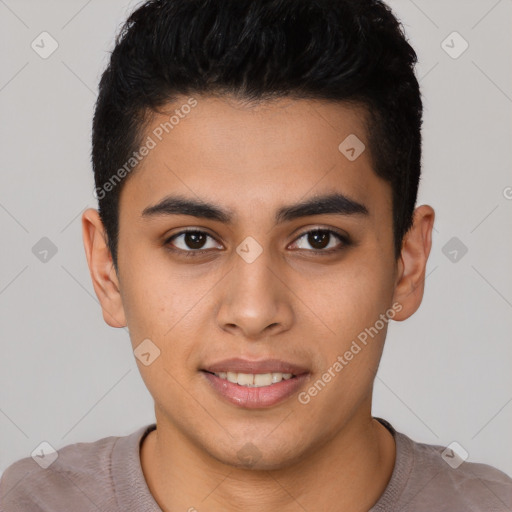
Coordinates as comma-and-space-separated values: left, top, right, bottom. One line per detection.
0, 426, 151, 512
394, 429, 512, 511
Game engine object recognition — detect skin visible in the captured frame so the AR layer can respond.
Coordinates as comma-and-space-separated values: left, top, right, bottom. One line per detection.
82, 95, 434, 512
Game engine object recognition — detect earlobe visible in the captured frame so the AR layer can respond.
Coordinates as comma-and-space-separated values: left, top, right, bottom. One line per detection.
81, 208, 127, 328
391, 205, 435, 321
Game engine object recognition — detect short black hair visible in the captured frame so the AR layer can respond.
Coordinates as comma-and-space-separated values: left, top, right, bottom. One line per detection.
92, 0, 422, 271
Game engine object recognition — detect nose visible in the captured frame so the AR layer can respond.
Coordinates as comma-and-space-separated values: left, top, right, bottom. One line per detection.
216, 243, 294, 341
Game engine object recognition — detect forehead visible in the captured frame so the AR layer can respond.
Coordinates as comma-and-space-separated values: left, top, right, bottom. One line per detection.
119, 95, 391, 224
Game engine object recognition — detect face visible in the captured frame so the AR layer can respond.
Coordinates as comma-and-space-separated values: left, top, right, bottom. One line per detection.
84, 95, 430, 470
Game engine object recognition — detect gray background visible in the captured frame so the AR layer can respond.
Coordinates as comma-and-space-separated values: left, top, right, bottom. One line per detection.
1, 0, 511, 478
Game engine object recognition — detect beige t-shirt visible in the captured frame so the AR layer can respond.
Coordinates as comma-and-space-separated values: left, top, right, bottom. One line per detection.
1, 418, 511, 511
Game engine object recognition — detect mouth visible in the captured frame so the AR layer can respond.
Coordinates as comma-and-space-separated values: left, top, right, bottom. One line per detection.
200, 358, 310, 409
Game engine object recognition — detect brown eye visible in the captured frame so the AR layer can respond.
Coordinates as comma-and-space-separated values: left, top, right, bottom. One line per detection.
181, 231, 207, 249
307, 230, 330, 249
291, 229, 349, 253
166, 230, 222, 253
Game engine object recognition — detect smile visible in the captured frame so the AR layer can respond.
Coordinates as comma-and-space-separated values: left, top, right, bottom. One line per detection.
207, 371, 295, 387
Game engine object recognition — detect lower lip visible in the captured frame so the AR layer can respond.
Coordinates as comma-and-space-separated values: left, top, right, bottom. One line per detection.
201, 371, 310, 409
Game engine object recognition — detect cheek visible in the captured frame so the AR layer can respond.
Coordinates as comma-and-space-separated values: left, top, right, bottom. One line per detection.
118, 239, 180, 330
301, 256, 395, 407
119, 254, 213, 371
298, 262, 393, 419
118, 269, 176, 356
120, 268, 202, 401
310, 257, 394, 341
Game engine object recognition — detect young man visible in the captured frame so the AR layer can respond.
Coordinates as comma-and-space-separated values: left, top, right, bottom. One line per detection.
1, 0, 511, 510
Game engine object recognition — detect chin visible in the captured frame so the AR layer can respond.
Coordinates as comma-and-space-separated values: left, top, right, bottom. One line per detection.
205, 436, 309, 471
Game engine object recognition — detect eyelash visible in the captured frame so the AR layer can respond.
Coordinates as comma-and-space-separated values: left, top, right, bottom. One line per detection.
164, 228, 351, 258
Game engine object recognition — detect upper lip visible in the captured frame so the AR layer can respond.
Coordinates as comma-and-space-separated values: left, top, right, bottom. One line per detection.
201, 358, 309, 375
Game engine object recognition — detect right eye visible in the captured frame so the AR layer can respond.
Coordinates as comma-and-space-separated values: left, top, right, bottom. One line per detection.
164, 229, 223, 256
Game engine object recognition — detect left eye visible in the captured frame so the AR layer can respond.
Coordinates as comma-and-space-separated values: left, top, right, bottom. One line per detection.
290, 229, 348, 252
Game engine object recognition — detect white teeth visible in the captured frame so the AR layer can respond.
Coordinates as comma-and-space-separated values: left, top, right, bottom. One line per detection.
213, 371, 295, 387
254, 373, 272, 386
226, 372, 238, 384
271, 373, 282, 383
237, 373, 254, 386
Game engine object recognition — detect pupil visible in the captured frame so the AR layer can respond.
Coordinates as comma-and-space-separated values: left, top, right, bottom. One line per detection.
309, 230, 329, 249
186, 232, 206, 249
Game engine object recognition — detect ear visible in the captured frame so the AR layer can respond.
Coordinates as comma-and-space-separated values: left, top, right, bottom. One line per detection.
81, 208, 127, 328
392, 205, 435, 321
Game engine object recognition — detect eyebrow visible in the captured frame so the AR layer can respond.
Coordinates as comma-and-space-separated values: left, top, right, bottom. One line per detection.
141, 192, 369, 225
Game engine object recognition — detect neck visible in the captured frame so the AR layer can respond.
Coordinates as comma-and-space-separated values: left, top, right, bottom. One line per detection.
140, 411, 396, 512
